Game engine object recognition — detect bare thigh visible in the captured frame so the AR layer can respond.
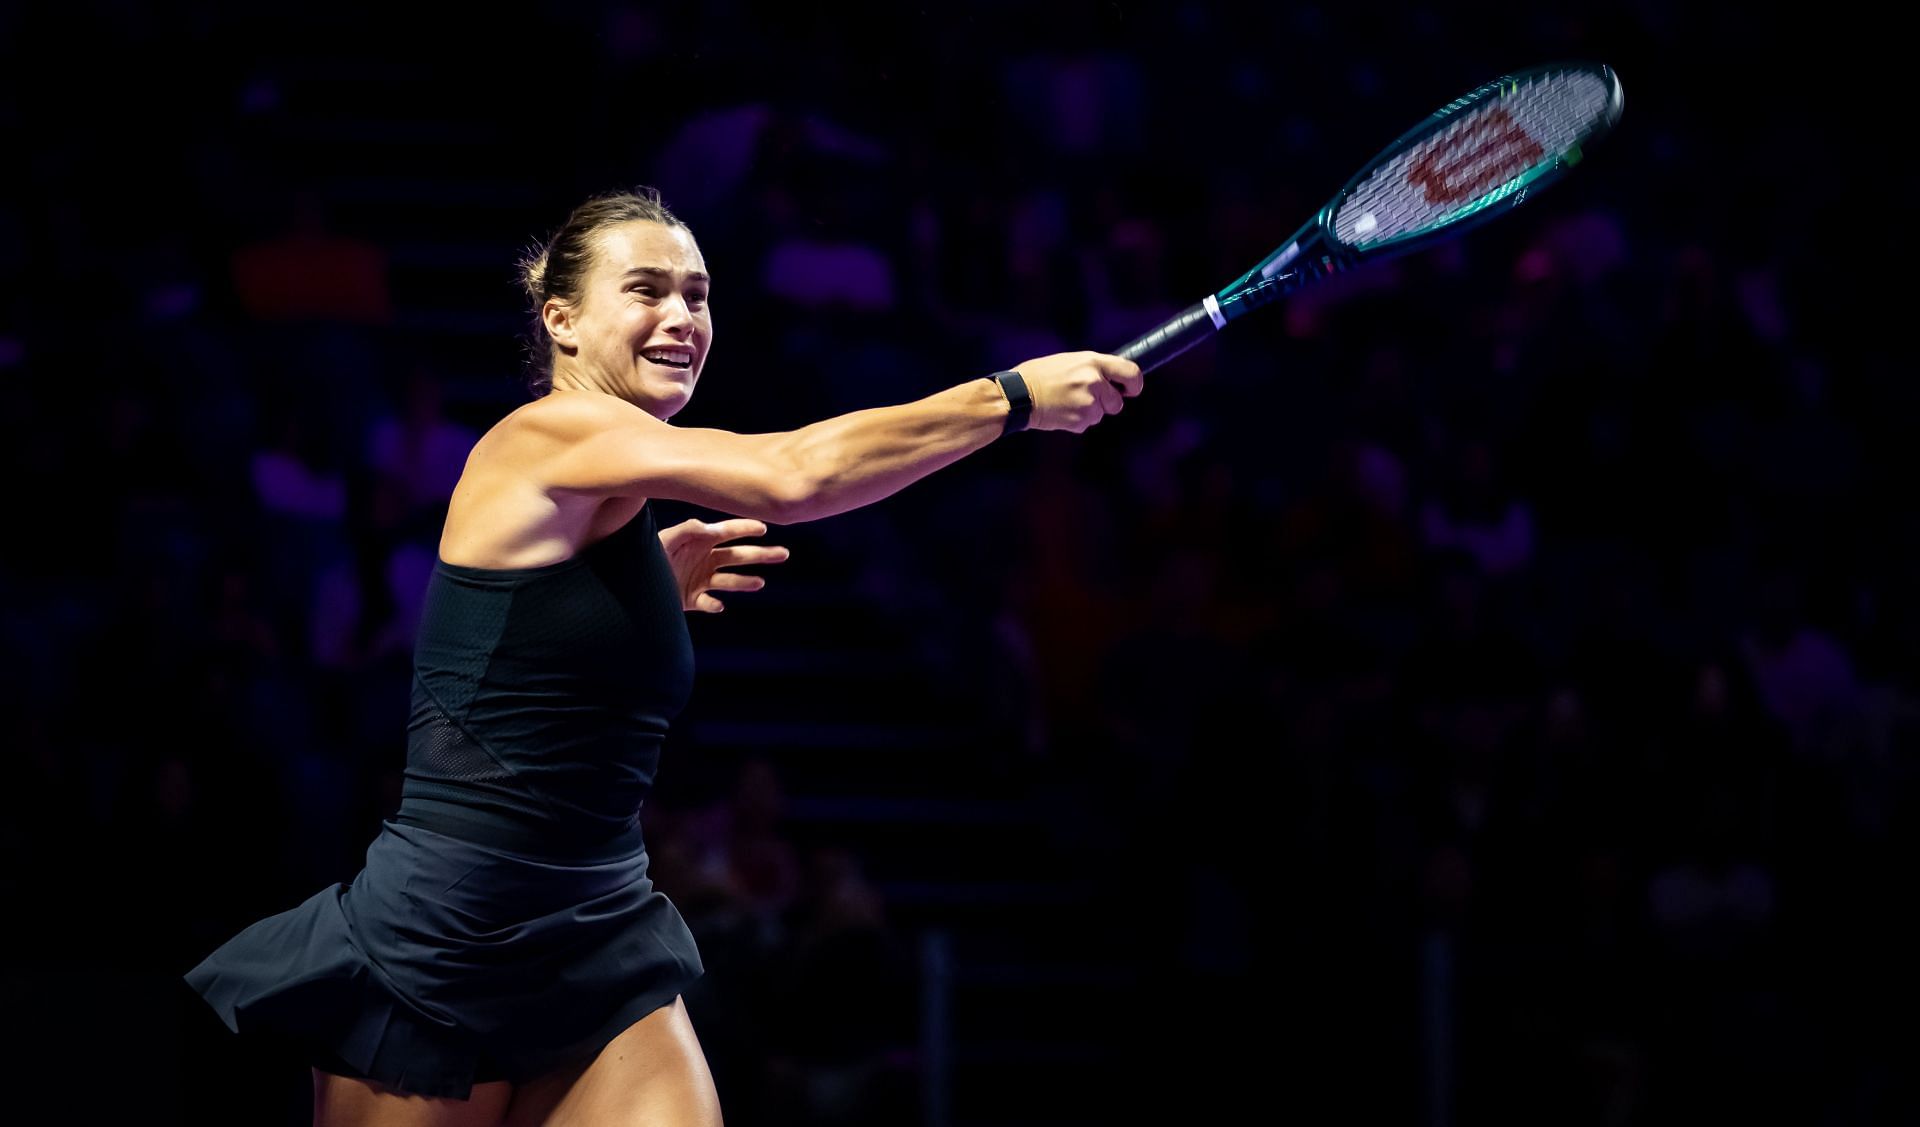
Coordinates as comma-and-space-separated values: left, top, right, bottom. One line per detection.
502, 996, 722, 1127
311, 1069, 513, 1127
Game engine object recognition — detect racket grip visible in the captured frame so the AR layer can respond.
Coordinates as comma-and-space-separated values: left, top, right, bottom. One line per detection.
1111, 301, 1218, 375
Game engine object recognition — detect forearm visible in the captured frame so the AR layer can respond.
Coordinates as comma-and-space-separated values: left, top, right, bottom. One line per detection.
778, 377, 1009, 522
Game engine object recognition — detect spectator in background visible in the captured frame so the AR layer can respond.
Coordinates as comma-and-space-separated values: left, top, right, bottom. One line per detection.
659, 756, 806, 953
763, 847, 916, 1127
309, 468, 433, 677
1001, 50, 1148, 161
644, 756, 806, 1127
1419, 433, 1535, 580
230, 184, 395, 463
1008, 436, 1127, 759
977, 188, 1080, 366
1653, 654, 1789, 843
307, 467, 435, 849
1079, 215, 1180, 358
248, 393, 351, 659
1739, 566, 1861, 762
1398, 548, 1539, 722
1644, 783, 1783, 1122
364, 360, 479, 534
751, 109, 898, 320
128, 230, 261, 508
1267, 430, 1421, 651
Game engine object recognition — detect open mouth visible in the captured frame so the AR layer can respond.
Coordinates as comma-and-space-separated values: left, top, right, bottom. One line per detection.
641, 350, 694, 370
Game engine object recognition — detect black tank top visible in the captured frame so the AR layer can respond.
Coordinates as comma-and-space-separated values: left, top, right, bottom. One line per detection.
393, 501, 694, 858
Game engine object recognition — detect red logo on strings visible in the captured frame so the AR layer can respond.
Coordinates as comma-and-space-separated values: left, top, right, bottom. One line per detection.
1406, 107, 1544, 205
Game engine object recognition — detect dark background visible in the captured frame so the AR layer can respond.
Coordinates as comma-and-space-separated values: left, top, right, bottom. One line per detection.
2, 2, 1910, 1124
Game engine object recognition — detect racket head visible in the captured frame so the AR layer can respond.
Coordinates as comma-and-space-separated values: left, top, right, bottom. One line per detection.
1321, 61, 1624, 260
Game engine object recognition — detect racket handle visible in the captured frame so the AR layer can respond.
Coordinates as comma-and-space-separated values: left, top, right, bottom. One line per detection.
1111, 300, 1219, 375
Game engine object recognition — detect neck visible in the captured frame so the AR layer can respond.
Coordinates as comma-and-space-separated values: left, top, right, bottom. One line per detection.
550, 364, 615, 397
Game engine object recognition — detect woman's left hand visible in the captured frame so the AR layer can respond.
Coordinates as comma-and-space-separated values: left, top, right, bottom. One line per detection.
658, 518, 790, 613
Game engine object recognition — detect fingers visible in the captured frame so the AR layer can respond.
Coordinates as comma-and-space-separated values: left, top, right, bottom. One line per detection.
1006, 350, 1145, 433
710, 545, 790, 567
700, 518, 770, 541
707, 571, 768, 593
1091, 353, 1144, 397
694, 567, 774, 612
679, 522, 783, 615
1081, 353, 1136, 427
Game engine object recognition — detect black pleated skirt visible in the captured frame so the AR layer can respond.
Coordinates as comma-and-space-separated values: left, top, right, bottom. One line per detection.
183, 817, 703, 1098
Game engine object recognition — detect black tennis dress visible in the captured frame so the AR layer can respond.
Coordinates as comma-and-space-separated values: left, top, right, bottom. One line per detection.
185, 501, 704, 1098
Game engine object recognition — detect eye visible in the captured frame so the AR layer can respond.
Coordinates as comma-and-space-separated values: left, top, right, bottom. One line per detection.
688, 291, 709, 307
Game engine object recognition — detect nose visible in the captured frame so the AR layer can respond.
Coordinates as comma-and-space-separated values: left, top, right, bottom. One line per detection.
658, 293, 695, 338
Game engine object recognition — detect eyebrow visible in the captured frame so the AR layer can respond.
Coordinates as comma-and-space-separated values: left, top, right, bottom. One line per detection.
621, 266, 711, 284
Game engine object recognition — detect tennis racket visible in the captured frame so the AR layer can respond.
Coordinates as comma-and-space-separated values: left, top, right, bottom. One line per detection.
1113, 61, 1625, 372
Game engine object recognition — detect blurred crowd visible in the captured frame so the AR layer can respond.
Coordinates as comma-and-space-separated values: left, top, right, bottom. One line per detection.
1, 2, 1911, 1124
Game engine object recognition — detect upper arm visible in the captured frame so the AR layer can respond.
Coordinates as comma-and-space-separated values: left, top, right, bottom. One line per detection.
521, 397, 805, 522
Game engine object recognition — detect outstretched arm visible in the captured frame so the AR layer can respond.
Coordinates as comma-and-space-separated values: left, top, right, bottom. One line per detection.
535, 351, 1143, 523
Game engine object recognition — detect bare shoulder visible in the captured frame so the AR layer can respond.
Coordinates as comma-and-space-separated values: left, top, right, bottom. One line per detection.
439, 394, 655, 569
497, 389, 654, 445
474, 392, 655, 480
503, 391, 794, 521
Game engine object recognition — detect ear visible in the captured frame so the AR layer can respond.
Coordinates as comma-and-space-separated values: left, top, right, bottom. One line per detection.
542, 297, 577, 350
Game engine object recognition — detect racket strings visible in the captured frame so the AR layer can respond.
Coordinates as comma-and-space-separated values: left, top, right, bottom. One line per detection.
1333, 68, 1617, 250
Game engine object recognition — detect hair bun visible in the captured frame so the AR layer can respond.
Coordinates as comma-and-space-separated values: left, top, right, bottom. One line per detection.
518, 245, 551, 301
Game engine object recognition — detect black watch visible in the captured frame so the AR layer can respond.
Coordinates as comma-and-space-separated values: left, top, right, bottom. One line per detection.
991, 370, 1032, 434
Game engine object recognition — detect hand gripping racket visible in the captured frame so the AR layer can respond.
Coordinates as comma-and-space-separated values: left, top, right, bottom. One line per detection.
1113, 61, 1625, 372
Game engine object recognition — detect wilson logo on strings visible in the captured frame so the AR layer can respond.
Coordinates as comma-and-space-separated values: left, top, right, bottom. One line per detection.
1406, 107, 1545, 205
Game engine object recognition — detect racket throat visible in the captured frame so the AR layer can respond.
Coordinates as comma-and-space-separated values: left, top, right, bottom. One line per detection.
1217, 228, 1352, 320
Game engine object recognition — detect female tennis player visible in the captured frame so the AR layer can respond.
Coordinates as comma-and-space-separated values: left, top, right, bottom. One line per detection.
185, 185, 1143, 1126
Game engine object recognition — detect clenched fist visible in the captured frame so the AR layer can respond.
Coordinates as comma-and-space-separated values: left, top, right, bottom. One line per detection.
1010, 351, 1145, 434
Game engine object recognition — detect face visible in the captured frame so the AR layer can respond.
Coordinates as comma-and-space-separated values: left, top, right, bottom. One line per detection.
547, 220, 711, 417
